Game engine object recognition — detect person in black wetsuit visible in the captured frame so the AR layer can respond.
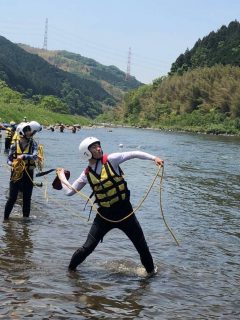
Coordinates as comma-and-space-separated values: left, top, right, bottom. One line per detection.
57, 136, 164, 275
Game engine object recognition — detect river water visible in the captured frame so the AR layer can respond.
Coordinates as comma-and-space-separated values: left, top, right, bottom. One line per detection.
0, 127, 239, 319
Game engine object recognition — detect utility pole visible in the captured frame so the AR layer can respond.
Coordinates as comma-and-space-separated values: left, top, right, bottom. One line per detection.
43, 18, 48, 50
125, 47, 131, 80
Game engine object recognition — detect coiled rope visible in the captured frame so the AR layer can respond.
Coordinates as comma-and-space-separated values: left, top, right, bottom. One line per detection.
10, 159, 25, 182
6, 158, 179, 245
57, 165, 180, 246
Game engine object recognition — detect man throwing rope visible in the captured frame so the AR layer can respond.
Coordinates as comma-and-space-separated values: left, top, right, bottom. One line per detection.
57, 136, 164, 276
3, 121, 41, 221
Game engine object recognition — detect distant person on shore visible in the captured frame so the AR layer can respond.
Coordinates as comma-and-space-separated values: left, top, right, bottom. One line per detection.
3, 121, 41, 221
56, 136, 164, 276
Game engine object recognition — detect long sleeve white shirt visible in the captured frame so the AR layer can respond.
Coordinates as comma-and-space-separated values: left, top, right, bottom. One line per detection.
59, 151, 156, 196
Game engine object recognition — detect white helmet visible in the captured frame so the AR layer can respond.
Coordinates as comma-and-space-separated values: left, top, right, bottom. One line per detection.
16, 122, 31, 137
29, 121, 42, 135
79, 137, 100, 160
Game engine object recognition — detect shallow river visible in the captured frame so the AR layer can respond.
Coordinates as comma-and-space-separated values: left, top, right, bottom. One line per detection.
0, 127, 239, 319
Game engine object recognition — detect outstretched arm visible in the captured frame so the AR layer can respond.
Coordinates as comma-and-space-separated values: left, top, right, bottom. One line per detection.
108, 151, 164, 167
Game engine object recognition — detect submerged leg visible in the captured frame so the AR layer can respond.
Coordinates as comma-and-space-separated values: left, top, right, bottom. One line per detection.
22, 171, 33, 217
4, 181, 19, 220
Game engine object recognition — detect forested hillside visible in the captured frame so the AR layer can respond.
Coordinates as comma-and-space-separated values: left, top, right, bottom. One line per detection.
19, 45, 142, 97
170, 20, 240, 75
0, 80, 90, 125
96, 20, 240, 134
0, 36, 115, 117
101, 65, 240, 134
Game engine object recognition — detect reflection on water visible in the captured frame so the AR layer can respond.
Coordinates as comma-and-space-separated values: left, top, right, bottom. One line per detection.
1, 220, 33, 267
0, 220, 34, 318
0, 128, 240, 319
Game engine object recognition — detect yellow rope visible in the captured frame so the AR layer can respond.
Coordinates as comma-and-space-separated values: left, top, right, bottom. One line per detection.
57, 167, 161, 223
158, 166, 180, 246
10, 159, 25, 182
22, 164, 90, 222
37, 144, 44, 171
5, 158, 179, 245
57, 166, 180, 245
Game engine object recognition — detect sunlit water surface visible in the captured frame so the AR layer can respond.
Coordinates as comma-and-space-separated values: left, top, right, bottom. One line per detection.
0, 127, 239, 319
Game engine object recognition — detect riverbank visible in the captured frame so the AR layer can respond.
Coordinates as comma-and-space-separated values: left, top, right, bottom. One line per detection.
1, 103, 239, 136
94, 121, 240, 137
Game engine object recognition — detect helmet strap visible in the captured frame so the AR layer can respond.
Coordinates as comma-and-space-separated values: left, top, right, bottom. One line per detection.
93, 159, 100, 172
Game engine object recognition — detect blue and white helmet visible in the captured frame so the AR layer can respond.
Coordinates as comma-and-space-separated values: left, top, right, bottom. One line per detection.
29, 121, 42, 135
16, 122, 31, 137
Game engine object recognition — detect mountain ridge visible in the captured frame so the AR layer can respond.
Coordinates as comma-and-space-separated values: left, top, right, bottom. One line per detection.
18, 44, 142, 100
0, 35, 142, 117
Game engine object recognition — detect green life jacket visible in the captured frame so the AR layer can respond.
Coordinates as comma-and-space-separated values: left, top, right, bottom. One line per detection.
86, 154, 130, 208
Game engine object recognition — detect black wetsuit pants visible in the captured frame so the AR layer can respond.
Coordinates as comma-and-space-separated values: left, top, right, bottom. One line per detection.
5, 138, 12, 152
69, 200, 154, 273
4, 170, 34, 219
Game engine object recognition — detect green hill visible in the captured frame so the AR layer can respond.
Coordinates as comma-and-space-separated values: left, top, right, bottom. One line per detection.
99, 66, 240, 134
18, 44, 142, 100
0, 80, 90, 126
0, 35, 115, 117
98, 21, 240, 135
170, 20, 240, 75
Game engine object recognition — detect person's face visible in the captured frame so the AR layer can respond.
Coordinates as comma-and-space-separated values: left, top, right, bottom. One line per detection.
25, 130, 32, 138
22, 126, 32, 139
89, 142, 102, 159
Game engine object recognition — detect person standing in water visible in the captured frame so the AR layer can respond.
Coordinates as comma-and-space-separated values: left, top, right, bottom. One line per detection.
3, 121, 42, 221
57, 136, 164, 276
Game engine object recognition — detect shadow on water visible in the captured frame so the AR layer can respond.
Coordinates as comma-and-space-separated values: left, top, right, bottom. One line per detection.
66, 267, 155, 319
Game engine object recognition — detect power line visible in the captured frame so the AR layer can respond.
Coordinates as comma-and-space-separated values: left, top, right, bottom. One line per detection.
0, 19, 172, 80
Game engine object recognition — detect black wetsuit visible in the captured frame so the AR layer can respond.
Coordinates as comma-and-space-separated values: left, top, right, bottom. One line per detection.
4, 170, 34, 219
68, 199, 154, 273
63, 151, 157, 274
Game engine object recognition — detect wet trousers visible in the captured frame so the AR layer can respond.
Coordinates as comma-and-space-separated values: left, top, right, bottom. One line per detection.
69, 200, 154, 273
5, 138, 12, 152
4, 171, 34, 220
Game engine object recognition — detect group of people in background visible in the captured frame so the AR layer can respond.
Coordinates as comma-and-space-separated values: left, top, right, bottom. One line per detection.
47, 123, 80, 133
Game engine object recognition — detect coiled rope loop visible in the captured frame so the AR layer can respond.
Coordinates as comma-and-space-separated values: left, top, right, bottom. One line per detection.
57, 165, 179, 246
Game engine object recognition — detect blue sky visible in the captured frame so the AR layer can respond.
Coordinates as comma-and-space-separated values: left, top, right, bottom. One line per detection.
0, 0, 239, 83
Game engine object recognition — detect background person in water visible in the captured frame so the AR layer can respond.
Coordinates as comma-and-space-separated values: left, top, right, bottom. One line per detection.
3, 121, 41, 221
58, 136, 164, 276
